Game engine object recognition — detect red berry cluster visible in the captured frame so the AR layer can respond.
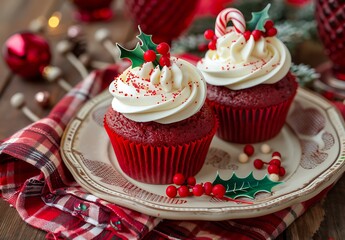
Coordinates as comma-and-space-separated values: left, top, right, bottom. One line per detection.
253, 152, 286, 177
165, 173, 226, 198
203, 29, 218, 50
243, 20, 277, 41
143, 42, 171, 67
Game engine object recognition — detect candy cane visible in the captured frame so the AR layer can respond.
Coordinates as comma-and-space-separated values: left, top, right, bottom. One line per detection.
215, 8, 246, 37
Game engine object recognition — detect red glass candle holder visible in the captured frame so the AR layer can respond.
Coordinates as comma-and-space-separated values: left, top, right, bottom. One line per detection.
125, 0, 199, 44
314, 0, 345, 99
71, 0, 114, 22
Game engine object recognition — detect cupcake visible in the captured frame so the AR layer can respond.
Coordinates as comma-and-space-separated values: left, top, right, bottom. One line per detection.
104, 28, 217, 184
197, 5, 298, 143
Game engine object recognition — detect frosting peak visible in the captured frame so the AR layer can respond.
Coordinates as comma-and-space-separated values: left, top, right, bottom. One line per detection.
109, 58, 206, 124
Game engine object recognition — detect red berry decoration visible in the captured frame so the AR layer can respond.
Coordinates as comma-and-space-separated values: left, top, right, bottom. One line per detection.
203, 182, 213, 195
173, 173, 185, 185
272, 152, 281, 158
264, 20, 274, 30
178, 185, 190, 197
267, 164, 280, 174
204, 29, 215, 40
166, 185, 177, 198
266, 27, 277, 37
244, 144, 255, 157
252, 30, 262, 41
208, 40, 217, 50
159, 56, 171, 67
254, 159, 264, 169
279, 167, 286, 177
243, 30, 251, 41
212, 184, 226, 198
192, 184, 204, 196
187, 176, 196, 186
269, 159, 281, 167
156, 42, 170, 55
143, 50, 156, 62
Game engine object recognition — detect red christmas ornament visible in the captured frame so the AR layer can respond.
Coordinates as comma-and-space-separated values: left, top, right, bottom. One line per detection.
3, 32, 51, 79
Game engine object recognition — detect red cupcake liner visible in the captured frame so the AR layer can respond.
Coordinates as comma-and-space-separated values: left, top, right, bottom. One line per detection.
104, 116, 218, 184
207, 92, 296, 144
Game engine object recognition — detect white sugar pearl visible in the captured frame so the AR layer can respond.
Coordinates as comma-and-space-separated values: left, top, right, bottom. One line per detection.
261, 144, 271, 154
269, 174, 280, 182
238, 153, 249, 163
272, 155, 281, 160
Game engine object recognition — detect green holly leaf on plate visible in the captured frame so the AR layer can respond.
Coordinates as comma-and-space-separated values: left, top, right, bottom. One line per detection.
247, 4, 271, 31
117, 42, 145, 68
212, 171, 282, 199
137, 26, 157, 52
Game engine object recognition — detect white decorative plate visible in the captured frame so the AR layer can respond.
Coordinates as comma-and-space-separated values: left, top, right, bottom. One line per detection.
61, 88, 345, 220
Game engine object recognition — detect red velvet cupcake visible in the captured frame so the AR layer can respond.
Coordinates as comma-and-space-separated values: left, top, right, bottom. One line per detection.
197, 6, 297, 143
104, 31, 217, 184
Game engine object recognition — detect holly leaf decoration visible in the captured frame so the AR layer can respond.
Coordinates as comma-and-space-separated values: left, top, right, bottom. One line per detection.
137, 26, 157, 52
247, 4, 271, 31
212, 171, 282, 199
116, 26, 162, 68
116, 42, 145, 68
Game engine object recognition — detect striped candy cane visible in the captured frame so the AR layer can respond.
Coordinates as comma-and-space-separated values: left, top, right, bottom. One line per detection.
215, 8, 246, 37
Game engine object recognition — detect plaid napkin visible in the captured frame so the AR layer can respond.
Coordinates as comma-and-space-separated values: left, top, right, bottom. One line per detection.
0, 58, 332, 240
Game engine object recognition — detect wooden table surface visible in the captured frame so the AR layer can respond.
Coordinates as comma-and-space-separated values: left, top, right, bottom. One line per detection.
0, 1, 344, 239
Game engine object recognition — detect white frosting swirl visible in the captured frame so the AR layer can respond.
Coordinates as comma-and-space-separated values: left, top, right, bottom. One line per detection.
109, 57, 206, 124
197, 28, 291, 90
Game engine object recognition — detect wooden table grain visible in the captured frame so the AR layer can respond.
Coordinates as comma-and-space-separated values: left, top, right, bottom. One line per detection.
0, 1, 344, 239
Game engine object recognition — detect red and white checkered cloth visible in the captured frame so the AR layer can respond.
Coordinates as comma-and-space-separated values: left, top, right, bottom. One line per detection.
0, 59, 332, 239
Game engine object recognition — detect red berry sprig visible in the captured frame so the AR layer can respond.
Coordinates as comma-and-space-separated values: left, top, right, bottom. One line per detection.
156, 42, 171, 67
143, 42, 172, 67
253, 151, 286, 180
242, 19, 277, 42
263, 20, 277, 37
203, 29, 218, 50
166, 173, 226, 199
